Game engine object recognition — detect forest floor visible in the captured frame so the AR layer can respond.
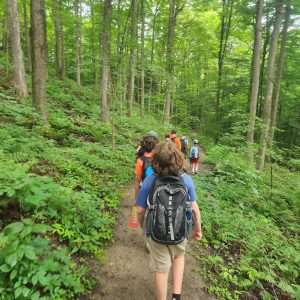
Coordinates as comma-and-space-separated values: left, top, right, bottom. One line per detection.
85, 151, 218, 300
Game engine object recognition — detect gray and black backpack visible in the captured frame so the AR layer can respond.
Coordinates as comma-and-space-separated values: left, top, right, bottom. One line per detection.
146, 174, 192, 245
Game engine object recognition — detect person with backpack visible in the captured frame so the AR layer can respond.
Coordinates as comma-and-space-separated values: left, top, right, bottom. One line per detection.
180, 133, 188, 157
136, 141, 202, 300
189, 139, 200, 174
135, 130, 158, 158
170, 128, 181, 150
134, 134, 159, 200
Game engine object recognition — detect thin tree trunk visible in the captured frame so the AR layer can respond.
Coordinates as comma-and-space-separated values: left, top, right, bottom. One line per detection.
90, 0, 96, 83
75, 0, 81, 85
148, 1, 160, 113
140, 0, 145, 117
269, 1, 291, 142
101, 0, 112, 123
7, 0, 28, 99
163, 0, 184, 125
257, 0, 284, 172
246, 0, 264, 162
30, 0, 48, 122
2, 14, 9, 51
53, 0, 64, 79
23, 0, 31, 73
127, 0, 138, 117
215, 0, 234, 141
258, 12, 271, 118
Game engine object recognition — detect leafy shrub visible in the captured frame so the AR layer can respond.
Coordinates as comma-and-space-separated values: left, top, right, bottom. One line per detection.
196, 144, 300, 300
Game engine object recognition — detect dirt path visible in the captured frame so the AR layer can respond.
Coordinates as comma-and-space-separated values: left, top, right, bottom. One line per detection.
89, 153, 217, 300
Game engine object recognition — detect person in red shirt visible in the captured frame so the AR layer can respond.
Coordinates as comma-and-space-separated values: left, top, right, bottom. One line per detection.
170, 129, 181, 150
134, 135, 159, 199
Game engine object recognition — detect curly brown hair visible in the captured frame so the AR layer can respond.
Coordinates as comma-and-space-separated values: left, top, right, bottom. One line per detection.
151, 141, 185, 176
141, 135, 159, 152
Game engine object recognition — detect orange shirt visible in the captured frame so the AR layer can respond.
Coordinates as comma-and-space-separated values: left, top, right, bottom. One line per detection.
174, 137, 181, 149
135, 152, 153, 176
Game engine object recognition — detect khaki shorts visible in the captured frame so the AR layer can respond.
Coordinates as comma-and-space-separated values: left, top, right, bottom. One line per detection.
148, 238, 187, 273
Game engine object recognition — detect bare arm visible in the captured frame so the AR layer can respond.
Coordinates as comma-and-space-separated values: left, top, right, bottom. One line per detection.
191, 201, 202, 241
137, 205, 146, 228
134, 174, 142, 200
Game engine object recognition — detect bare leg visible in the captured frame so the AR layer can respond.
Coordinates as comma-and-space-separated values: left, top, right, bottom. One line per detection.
172, 256, 185, 294
155, 272, 169, 300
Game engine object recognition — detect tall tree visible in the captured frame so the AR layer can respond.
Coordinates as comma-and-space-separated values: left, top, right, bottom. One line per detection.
30, 0, 48, 122
23, 0, 31, 72
215, 0, 234, 140
140, 0, 145, 117
100, 0, 112, 123
246, 0, 264, 162
148, 1, 160, 113
162, 0, 185, 125
75, 0, 82, 85
7, 0, 28, 99
127, 0, 138, 117
257, 0, 284, 171
53, 0, 64, 79
269, 0, 291, 142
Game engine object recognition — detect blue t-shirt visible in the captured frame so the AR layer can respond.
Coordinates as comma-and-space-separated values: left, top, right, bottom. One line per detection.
136, 173, 196, 208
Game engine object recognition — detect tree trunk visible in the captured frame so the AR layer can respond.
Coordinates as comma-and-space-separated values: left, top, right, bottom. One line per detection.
7, 0, 28, 99
148, 1, 160, 113
269, 1, 291, 142
162, 0, 181, 125
53, 0, 64, 79
257, 0, 284, 172
127, 0, 138, 117
215, 0, 234, 141
90, 0, 96, 83
75, 0, 81, 85
100, 0, 112, 123
140, 0, 145, 117
30, 0, 48, 122
246, 0, 264, 162
257, 12, 271, 118
23, 0, 31, 72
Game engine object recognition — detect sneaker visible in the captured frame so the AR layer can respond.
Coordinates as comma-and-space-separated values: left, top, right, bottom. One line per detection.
192, 172, 195, 175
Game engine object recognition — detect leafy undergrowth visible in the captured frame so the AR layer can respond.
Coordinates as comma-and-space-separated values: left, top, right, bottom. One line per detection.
194, 145, 300, 300
0, 68, 173, 299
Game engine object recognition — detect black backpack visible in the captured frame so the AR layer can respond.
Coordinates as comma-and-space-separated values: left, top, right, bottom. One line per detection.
146, 174, 192, 245
180, 138, 187, 151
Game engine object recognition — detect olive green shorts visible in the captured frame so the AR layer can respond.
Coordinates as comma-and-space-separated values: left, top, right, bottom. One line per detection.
148, 238, 187, 273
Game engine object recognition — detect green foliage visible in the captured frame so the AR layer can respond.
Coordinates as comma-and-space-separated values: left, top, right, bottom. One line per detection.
0, 219, 84, 299
196, 144, 300, 300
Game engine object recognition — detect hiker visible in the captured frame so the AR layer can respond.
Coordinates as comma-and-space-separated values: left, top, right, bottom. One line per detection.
134, 134, 159, 200
135, 130, 158, 159
170, 129, 181, 150
136, 141, 202, 300
180, 133, 188, 157
189, 139, 200, 174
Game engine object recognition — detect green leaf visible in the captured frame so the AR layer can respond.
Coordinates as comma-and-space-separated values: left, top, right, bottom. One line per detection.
3, 222, 24, 236
22, 287, 30, 297
10, 269, 18, 280
15, 286, 22, 298
31, 291, 40, 300
25, 247, 37, 260
0, 263, 12, 273
6, 252, 18, 268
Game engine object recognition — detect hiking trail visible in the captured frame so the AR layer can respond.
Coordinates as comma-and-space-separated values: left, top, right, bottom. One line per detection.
86, 151, 217, 300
